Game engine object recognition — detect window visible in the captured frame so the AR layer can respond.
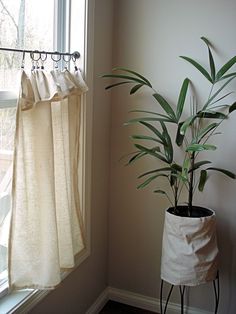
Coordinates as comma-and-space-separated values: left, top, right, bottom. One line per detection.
0, 0, 90, 309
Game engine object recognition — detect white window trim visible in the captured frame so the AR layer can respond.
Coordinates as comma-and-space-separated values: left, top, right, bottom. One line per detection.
0, 0, 94, 311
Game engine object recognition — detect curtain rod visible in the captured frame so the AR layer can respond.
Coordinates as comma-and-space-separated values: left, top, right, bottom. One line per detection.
0, 47, 80, 59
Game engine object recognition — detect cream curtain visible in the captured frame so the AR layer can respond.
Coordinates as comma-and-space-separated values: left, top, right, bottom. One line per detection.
8, 69, 88, 289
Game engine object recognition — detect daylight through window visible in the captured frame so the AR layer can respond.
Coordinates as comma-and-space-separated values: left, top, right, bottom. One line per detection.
0, 0, 86, 290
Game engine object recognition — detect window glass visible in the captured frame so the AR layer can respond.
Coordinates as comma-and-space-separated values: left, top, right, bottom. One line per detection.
0, 0, 87, 289
0, 107, 16, 281
0, 0, 54, 284
70, 0, 86, 70
0, 0, 54, 91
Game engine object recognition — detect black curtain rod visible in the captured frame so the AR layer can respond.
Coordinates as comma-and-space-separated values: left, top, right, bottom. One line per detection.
0, 47, 80, 59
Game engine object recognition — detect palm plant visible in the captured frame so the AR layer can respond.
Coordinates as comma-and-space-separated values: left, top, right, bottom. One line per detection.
103, 37, 236, 217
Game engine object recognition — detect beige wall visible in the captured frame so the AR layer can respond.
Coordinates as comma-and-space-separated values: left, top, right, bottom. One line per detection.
29, 0, 236, 313
30, 0, 113, 313
109, 0, 236, 313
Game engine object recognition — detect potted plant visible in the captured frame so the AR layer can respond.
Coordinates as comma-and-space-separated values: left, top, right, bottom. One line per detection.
102, 37, 236, 288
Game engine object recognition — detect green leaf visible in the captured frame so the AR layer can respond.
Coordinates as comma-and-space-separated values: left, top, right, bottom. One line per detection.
102, 74, 146, 85
129, 110, 170, 117
170, 165, 181, 186
198, 170, 208, 191
125, 116, 175, 124
208, 92, 233, 107
171, 172, 188, 182
216, 56, 236, 81
153, 93, 177, 121
176, 122, 184, 146
176, 78, 190, 121
204, 76, 236, 109
200, 36, 211, 46
229, 102, 236, 114
186, 144, 217, 152
137, 174, 167, 189
194, 122, 219, 142
129, 110, 176, 122
112, 67, 152, 87
134, 144, 169, 163
180, 56, 213, 83
161, 121, 173, 163
218, 72, 236, 81
138, 167, 173, 178
180, 115, 197, 135
130, 84, 144, 94
208, 49, 216, 81
127, 152, 147, 165
190, 160, 212, 172
201, 37, 216, 82
197, 111, 227, 119
139, 121, 166, 143
170, 172, 176, 186
171, 163, 182, 172
105, 81, 132, 90
153, 189, 167, 194
182, 157, 191, 179
131, 134, 164, 145
206, 167, 236, 179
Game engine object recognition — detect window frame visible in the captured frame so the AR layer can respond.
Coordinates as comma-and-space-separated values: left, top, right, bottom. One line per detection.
0, 0, 93, 311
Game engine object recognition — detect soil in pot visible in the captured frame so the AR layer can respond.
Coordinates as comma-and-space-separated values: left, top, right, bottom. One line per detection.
168, 205, 213, 218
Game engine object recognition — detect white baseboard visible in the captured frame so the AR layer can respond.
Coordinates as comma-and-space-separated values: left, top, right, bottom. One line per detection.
85, 288, 109, 314
86, 286, 212, 314
108, 287, 159, 313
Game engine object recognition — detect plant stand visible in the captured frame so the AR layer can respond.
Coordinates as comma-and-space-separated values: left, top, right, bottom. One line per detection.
160, 271, 220, 314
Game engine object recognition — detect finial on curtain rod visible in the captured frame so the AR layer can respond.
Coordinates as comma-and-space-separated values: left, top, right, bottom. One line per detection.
0, 47, 80, 60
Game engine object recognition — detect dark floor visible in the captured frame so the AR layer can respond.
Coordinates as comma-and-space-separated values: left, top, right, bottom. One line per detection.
99, 301, 156, 314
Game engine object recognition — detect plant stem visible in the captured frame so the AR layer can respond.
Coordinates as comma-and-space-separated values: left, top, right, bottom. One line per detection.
174, 183, 178, 213
188, 152, 195, 216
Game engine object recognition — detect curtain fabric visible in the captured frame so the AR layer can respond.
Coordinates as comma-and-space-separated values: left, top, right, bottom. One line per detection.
8, 69, 88, 289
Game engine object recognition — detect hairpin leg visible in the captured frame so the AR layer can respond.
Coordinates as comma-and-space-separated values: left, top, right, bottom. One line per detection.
160, 274, 218, 314
160, 279, 174, 314
213, 271, 220, 314
179, 285, 186, 314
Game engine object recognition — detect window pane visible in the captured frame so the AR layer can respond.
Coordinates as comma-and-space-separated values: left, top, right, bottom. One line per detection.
0, 0, 54, 281
0, 107, 16, 279
0, 0, 55, 90
70, 0, 86, 70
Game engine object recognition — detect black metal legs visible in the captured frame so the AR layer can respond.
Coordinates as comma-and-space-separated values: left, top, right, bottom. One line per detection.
160, 272, 220, 314
179, 286, 186, 314
213, 271, 220, 314
160, 280, 174, 314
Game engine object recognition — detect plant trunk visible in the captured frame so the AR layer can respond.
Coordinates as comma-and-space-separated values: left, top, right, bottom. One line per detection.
174, 184, 178, 214
188, 152, 195, 216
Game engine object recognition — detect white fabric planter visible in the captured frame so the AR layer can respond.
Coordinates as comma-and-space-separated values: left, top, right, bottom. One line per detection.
161, 206, 219, 286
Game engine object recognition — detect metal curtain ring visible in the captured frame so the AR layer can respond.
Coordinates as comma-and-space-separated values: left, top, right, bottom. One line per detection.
30, 50, 41, 62
62, 54, 72, 63
51, 52, 61, 62
40, 51, 47, 62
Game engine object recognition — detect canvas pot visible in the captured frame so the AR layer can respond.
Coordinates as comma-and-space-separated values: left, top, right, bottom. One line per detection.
161, 206, 219, 286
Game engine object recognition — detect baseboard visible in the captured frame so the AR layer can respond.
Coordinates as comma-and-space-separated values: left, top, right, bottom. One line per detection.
86, 286, 212, 314
109, 287, 213, 314
85, 288, 109, 314
108, 287, 159, 313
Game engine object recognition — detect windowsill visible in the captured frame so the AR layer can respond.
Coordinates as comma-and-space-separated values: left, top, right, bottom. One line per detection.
0, 289, 42, 314
0, 249, 90, 313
